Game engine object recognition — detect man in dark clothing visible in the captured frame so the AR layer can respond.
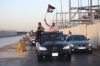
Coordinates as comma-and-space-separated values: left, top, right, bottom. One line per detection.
37, 22, 44, 32
36, 22, 45, 43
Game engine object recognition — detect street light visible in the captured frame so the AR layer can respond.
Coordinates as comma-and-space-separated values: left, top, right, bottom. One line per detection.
60, 0, 62, 13
60, 0, 63, 28
69, 0, 71, 27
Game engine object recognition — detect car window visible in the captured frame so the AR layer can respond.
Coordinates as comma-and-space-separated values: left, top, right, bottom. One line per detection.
50, 34, 64, 41
70, 35, 87, 41
41, 33, 64, 41
41, 34, 50, 41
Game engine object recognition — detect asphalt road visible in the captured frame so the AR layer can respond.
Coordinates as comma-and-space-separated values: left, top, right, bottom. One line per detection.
0, 46, 100, 66
21, 47, 100, 66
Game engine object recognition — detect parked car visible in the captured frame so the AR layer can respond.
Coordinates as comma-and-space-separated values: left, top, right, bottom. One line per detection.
66, 34, 92, 53
36, 32, 72, 61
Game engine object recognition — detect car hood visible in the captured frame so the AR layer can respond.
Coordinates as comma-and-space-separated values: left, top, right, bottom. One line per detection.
41, 41, 68, 46
69, 41, 89, 45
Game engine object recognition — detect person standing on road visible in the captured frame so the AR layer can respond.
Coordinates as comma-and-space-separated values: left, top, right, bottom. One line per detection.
44, 18, 56, 32
29, 30, 34, 41
69, 30, 72, 34
29, 30, 34, 37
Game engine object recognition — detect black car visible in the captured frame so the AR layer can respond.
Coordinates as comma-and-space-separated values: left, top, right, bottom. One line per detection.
36, 32, 71, 61
66, 34, 92, 53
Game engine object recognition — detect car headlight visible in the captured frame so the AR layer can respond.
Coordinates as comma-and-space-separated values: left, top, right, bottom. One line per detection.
39, 46, 47, 51
63, 45, 70, 49
70, 44, 73, 47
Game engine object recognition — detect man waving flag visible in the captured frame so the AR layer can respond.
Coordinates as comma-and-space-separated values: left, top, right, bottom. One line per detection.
47, 4, 55, 13
44, 4, 56, 32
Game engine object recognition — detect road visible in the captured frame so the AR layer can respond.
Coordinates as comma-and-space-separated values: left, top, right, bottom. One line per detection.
0, 45, 100, 66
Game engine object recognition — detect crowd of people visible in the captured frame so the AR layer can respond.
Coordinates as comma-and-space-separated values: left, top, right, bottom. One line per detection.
28, 18, 72, 43
35, 18, 56, 42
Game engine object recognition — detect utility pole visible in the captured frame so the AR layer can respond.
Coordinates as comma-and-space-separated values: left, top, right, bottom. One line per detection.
69, 0, 71, 27
60, 0, 63, 28
90, 0, 92, 22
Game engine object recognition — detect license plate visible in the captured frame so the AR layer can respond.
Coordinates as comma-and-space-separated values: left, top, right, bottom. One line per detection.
78, 47, 86, 49
52, 53, 58, 56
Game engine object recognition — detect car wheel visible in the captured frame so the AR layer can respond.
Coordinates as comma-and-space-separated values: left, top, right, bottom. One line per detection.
88, 50, 92, 53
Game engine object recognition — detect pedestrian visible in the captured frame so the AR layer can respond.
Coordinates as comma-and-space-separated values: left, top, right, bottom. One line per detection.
36, 22, 45, 43
68, 30, 72, 35
29, 30, 34, 37
44, 18, 56, 32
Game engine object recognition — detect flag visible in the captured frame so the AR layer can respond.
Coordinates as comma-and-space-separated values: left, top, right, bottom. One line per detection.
47, 4, 55, 13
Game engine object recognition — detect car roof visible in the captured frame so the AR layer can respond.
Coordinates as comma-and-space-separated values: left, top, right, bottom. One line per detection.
63, 34, 68, 35
43, 31, 63, 34
68, 34, 85, 36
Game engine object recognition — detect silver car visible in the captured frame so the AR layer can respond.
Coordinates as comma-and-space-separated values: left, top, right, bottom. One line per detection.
66, 34, 92, 53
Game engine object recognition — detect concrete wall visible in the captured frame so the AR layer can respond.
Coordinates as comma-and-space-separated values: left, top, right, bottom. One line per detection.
60, 20, 100, 49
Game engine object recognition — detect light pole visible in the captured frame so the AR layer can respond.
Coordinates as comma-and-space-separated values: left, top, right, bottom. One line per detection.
60, 0, 62, 13
69, 0, 71, 27
98, 0, 100, 12
60, 0, 63, 28
90, 0, 92, 22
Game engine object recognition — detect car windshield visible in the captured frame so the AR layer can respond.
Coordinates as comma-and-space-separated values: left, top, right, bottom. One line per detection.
41, 33, 64, 42
70, 35, 87, 41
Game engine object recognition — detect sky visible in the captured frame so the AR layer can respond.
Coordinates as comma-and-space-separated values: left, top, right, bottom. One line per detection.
0, 0, 99, 31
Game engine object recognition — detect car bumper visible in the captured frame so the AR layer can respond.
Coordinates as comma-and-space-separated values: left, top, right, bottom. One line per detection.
37, 50, 71, 56
71, 47, 92, 52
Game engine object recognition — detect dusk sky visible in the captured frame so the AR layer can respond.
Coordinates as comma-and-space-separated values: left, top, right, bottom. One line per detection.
0, 0, 99, 31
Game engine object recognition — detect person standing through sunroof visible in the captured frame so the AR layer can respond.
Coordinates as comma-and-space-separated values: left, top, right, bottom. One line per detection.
44, 18, 56, 32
